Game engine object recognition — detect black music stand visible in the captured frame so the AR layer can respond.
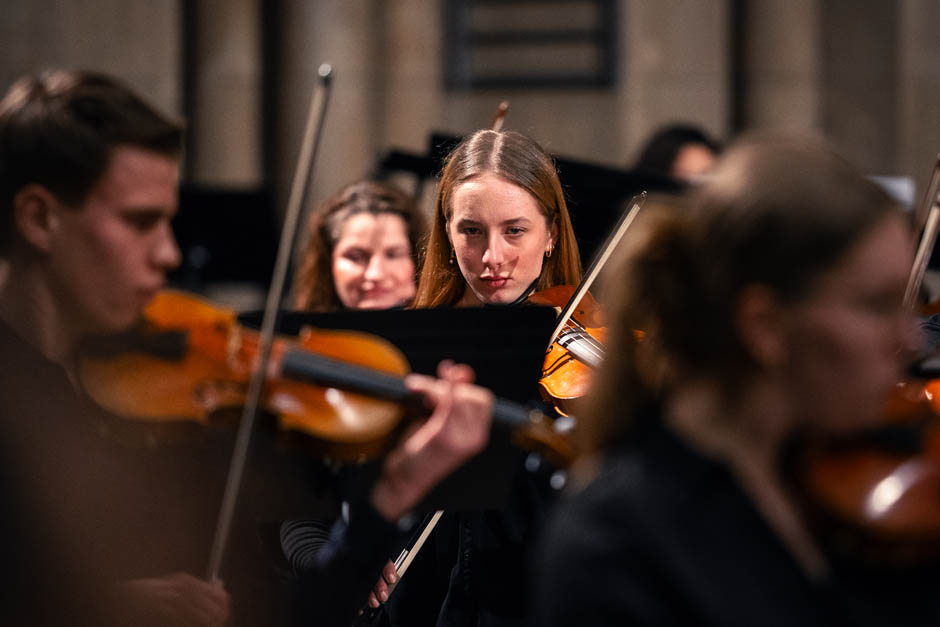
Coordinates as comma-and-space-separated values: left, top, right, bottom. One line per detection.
239, 305, 558, 512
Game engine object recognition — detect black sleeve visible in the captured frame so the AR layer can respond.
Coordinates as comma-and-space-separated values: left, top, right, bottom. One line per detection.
281, 502, 402, 627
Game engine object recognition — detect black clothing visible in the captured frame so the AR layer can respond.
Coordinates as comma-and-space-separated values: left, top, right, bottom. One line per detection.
536, 416, 940, 627
283, 456, 556, 627
281, 501, 402, 627
0, 320, 304, 626
0, 320, 212, 624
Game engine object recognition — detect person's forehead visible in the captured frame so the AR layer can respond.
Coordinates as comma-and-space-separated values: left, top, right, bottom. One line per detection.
450, 175, 540, 220
337, 212, 409, 242
83, 146, 179, 205
809, 215, 909, 297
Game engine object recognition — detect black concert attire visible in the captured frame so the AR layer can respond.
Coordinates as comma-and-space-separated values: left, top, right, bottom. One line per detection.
0, 320, 296, 626
535, 407, 940, 627
281, 280, 558, 627
282, 460, 555, 627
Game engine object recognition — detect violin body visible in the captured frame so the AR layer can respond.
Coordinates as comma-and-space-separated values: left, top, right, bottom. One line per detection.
529, 285, 606, 416
796, 380, 940, 564
79, 290, 409, 460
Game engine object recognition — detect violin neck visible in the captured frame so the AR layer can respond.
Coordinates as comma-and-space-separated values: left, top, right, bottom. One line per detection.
279, 348, 536, 429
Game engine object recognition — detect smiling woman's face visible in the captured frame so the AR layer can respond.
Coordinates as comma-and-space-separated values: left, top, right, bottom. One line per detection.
447, 173, 555, 306
330, 212, 415, 309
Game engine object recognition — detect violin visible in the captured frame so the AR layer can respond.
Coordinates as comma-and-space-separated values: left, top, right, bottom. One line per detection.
78, 290, 575, 468
531, 193, 647, 415
792, 378, 940, 564
529, 286, 605, 416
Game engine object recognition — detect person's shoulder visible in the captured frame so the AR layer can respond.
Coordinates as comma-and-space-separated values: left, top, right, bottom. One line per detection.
541, 451, 651, 566
545, 424, 724, 551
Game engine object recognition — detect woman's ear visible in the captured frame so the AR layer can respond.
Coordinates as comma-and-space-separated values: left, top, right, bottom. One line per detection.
12, 184, 62, 254
735, 284, 786, 370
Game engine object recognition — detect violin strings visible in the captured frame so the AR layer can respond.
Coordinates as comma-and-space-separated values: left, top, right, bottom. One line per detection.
561, 319, 605, 362
565, 319, 604, 354
564, 322, 604, 358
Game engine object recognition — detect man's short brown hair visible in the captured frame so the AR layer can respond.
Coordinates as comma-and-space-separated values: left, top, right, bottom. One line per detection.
0, 70, 184, 251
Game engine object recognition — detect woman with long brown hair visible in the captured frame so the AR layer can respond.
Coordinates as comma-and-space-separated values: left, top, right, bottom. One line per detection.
293, 180, 426, 311
414, 129, 580, 308
332, 128, 582, 627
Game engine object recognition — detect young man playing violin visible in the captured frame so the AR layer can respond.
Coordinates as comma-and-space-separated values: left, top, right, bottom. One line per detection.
0, 70, 495, 627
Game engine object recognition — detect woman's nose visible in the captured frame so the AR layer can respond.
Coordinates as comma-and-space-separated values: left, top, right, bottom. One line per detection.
363, 254, 385, 281
481, 235, 505, 267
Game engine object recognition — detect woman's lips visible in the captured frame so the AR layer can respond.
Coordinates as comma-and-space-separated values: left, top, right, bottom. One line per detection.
361, 288, 393, 301
481, 277, 508, 289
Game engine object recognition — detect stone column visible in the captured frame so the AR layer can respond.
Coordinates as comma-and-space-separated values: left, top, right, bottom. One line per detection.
275, 1, 381, 213
186, 0, 263, 187
898, 0, 940, 195
0, 0, 180, 115
621, 0, 730, 161
736, 0, 822, 132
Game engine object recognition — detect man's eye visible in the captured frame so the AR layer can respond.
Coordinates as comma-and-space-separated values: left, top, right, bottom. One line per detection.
125, 214, 160, 231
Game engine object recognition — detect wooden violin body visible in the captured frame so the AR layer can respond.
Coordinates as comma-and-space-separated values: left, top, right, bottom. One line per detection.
529, 286, 606, 416
79, 290, 410, 460
795, 379, 940, 564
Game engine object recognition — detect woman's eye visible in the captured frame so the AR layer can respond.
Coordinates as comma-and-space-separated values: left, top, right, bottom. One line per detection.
506, 227, 526, 236
343, 250, 369, 264
460, 226, 481, 236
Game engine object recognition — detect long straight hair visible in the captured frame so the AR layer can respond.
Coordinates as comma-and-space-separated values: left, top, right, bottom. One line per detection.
413, 130, 581, 308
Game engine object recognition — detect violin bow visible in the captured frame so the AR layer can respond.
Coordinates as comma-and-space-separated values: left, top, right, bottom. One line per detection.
903, 155, 940, 310
206, 64, 334, 581
549, 192, 646, 345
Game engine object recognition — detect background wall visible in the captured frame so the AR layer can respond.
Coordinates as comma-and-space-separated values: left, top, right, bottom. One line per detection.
3, 0, 938, 299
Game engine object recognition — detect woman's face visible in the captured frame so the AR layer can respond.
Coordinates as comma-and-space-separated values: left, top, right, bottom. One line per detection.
671, 143, 717, 182
331, 212, 415, 309
447, 173, 555, 306
781, 215, 919, 435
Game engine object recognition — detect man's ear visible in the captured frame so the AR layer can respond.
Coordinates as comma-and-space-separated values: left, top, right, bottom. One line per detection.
735, 284, 786, 370
13, 184, 62, 253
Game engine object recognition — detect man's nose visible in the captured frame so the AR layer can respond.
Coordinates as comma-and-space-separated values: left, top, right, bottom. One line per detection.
153, 223, 182, 271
